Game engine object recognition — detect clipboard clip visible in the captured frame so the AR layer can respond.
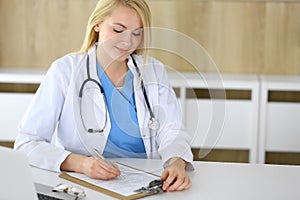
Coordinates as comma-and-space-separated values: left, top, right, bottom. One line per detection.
133, 179, 164, 193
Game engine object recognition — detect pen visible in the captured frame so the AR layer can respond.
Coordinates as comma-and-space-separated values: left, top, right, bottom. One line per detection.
92, 148, 119, 170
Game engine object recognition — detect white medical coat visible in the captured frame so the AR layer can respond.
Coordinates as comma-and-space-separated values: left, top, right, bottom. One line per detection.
14, 44, 194, 172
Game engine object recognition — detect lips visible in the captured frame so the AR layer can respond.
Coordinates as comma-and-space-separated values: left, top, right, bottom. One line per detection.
116, 47, 130, 54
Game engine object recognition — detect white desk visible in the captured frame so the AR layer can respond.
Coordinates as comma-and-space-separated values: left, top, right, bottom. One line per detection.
31, 158, 300, 200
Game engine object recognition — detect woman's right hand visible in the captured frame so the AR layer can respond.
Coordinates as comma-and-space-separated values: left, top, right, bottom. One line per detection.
81, 156, 120, 180
61, 153, 120, 180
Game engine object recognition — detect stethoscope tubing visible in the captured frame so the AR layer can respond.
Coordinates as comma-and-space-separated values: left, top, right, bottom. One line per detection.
79, 55, 107, 133
79, 53, 159, 134
130, 55, 155, 119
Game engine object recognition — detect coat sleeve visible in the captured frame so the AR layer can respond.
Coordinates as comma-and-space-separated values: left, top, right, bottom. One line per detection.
14, 58, 71, 172
150, 59, 195, 171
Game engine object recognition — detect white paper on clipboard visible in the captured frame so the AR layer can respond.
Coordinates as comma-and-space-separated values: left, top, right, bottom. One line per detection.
65, 163, 159, 196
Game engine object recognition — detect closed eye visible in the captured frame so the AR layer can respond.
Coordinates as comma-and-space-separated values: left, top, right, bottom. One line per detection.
113, 28, 124, 33
132, 29, 143, 37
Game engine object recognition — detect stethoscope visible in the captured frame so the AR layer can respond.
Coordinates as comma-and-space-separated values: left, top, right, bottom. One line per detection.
79, 54, 160, 134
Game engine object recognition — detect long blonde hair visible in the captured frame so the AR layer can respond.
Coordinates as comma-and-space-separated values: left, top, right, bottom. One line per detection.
79, 0, 151, 58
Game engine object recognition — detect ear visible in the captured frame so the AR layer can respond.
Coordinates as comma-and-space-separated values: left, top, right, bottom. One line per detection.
94, 24, 101, 32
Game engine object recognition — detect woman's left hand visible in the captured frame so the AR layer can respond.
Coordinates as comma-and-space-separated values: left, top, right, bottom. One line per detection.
161, 157, 192, 192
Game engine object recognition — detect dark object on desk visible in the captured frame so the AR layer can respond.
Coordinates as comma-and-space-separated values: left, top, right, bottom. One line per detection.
36, 183, 82, 200
134, 179, 164, 193
37, 192, 64, 200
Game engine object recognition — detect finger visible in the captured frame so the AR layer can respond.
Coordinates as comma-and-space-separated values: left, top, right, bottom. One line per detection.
166, 176, 185, 192
176, 176, 192, 191
112, 162, 119, 169
162, 173, 176, 191
95, 158, 120, 176
177, 179, 192, 191
169, 176, 192, 191
161, 169, 169, 181
95, 169, 118, 180
94, 164, 120, 180
86, 165, 115, 180
104, 162, 120, 176
111, 162, 120, 171
181, 179, 192, 190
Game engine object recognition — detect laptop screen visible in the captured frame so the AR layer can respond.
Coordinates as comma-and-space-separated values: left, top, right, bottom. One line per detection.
0, 146, 38, 200
0, 146, 76, 200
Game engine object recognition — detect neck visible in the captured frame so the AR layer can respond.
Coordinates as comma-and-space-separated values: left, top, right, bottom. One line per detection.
96, 48, 128, 87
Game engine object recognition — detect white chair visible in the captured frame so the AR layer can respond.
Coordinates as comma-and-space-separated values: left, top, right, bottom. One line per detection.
0, 70, 44, 142
258, 75, 300, 164
169, 72, 260, 163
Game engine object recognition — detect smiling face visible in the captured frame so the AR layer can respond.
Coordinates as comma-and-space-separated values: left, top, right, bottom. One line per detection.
94, 4, 143, 63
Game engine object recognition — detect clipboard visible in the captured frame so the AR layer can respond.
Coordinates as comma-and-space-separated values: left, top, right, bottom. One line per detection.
59, 162, 161, 200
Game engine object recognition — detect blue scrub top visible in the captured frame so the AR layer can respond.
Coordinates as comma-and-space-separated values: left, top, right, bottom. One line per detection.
96, 61, 146, 158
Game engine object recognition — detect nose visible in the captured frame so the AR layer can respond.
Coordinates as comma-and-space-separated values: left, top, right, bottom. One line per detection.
119, 31, 132, 49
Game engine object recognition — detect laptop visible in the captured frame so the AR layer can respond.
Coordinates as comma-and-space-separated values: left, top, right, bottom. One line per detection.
0, 146, 77, 200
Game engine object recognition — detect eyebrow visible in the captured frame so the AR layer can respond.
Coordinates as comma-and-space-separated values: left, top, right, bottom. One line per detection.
113, 23, 127, 29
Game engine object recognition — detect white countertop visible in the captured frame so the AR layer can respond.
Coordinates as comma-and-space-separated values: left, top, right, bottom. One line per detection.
31, 158, 300, 200
0, 68, 46, 84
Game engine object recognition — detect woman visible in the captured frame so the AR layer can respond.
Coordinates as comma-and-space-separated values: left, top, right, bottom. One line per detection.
14, 0, 194, 192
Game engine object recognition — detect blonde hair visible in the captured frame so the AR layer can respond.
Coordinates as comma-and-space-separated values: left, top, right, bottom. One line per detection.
78, 0, 151, 57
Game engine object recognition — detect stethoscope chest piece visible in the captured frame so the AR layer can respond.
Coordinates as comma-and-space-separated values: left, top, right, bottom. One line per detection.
131, 55, 160, 132
148, 117, 160, 131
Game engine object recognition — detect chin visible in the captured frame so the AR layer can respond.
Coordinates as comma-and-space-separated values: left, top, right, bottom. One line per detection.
112, 54, 129, 62
111, 51, 132, 62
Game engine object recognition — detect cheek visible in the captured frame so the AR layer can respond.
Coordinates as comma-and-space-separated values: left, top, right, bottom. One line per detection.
99, 29, 117, 43
132, 37, 143, 48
